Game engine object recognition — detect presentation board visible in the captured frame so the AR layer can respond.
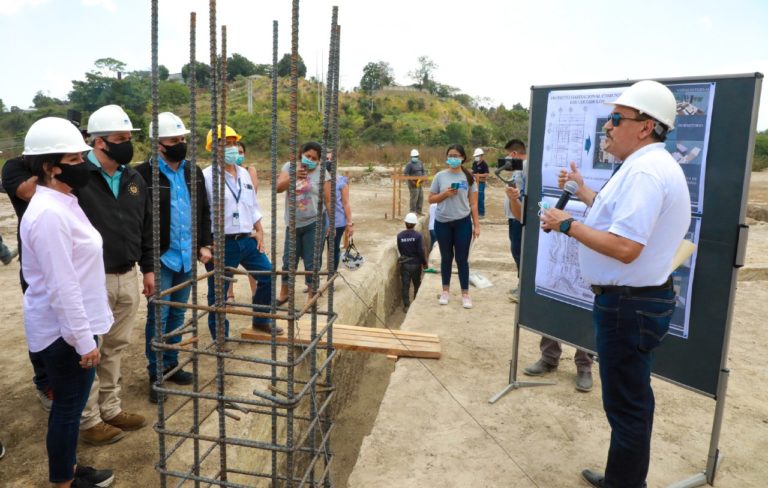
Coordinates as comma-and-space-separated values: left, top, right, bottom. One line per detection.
517, 73, 762, 397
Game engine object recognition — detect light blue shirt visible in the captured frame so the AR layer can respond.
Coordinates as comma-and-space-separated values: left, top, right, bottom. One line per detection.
87, 151, 123, 198
158, 158, 193, 273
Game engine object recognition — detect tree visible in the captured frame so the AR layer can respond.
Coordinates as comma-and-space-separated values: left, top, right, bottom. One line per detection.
33, 91, 64, 108
0, 98, 6, 112
409, 56, 438, 93
227, 53, 258, 80
359, 61, 395, 95
94, 57, 126, 78
276, 53, 307, 78
158, 64, 170, 81
159, 81, 190, 109
181, 61, 211, 87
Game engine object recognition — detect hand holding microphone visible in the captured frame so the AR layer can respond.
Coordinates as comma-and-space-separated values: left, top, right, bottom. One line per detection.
542, 180, 578, 233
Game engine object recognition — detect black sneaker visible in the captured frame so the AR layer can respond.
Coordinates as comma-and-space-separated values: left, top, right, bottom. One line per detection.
75, 465, 114, 487
166, 368, 194, 385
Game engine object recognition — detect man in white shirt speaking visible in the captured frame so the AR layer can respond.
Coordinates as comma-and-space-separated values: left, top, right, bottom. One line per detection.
540, 80, 690, 488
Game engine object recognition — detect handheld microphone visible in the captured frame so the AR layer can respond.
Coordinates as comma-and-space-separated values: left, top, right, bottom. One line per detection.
544, 180, 579, 233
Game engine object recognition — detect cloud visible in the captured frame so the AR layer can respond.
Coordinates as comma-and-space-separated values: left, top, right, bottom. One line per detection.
0, 0, 48, 15
82, 0, 117, 12
695, 16, 713, 31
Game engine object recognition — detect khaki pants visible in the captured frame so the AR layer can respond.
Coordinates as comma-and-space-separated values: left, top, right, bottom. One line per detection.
80, 267, 140, 429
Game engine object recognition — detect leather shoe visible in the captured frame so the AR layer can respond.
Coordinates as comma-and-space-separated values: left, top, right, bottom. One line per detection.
581, 469, 604, 487
575, 371, 593, 392
166, 368, 194, 385
252, 322, 285, 335
523, 358, 557, 376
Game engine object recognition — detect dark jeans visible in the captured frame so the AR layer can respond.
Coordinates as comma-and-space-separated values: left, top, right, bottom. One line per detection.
593, 288, 675, 488
31, 337, 95, 483
508, 218, 522, 274
206, 236, 273, 339
282, 220, 326, 287
331, 225, 345, 272
434, 215, 472, 291
400, 261, 423, 307
478, 181, 486, 216
145, 264, 192, 378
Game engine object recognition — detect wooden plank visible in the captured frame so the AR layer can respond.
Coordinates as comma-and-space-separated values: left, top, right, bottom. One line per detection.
241, 322, 441, 359
287, 322, 439, 341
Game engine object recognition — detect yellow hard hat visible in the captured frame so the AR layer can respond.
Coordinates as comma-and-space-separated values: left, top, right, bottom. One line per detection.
205, 124, 241, 151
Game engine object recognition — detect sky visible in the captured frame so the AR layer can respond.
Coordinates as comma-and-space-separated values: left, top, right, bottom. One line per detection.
1, 0, 767, 130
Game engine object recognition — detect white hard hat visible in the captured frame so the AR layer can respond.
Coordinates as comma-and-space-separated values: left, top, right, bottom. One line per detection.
23, 117, 92, 155
608, 80, 677, 131
404, 212, 419, 224
410, 149, 419, 157
87, 104, 141, 135
150, 112, 191, 138
473, 148, 484, 157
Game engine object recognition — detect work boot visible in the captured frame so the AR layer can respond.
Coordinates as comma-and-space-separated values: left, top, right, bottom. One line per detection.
523, 358, 557, 376
575, 371, 593, 392
149, 385, 161, 404
0, 244, 17, 265
104, 411, 146, 431
36, 387, 53, 412
580, 469, 646, 488
252, 321, 285, 335
166, 368, 194, 385
75, 465, 115, 487
80, 422, 126, 446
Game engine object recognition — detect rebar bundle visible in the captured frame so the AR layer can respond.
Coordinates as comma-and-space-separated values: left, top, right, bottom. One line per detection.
149, 1, 342, 486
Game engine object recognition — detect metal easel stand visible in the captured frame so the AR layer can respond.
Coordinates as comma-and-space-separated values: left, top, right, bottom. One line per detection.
666, 368, 729, 488
488, 321, 556, 404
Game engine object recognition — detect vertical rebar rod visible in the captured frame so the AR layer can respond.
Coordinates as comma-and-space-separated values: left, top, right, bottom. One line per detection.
217, 24, 229, 484
323, 24, 342, 488
270, 19, 280, 488
188, 11, 202, 487
287, 0, 301, 485
150, 1, 167, 487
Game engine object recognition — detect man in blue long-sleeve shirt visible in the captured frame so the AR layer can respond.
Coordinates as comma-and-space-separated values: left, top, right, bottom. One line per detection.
397, 213, 427, 313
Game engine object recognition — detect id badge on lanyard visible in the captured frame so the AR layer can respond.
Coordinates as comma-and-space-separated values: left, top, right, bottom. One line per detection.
232, 212, 240, 226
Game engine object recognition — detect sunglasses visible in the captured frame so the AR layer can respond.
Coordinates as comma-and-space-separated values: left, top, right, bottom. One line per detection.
608, 112, 648, 127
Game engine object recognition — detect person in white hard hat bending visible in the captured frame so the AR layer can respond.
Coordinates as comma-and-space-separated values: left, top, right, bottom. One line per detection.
540, 80, 689, 488
21, 117, 116, 488
403, 148, 425, 215
471, 148, 489, 218
77, 104, 154, 445
396, 212, 427, 313
135, 112, 213, 403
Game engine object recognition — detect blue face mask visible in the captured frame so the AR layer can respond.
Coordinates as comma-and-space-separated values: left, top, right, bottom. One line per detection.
446, 157, 462, 168
236, 155, 245, 165
224, 146, 239, 165
302, 156, 317, 170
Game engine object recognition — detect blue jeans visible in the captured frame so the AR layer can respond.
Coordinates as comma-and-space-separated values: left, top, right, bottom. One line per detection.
145, 264, 192, 378
508, 218, 522, 274
478, 181, 486, 216
331, 225, 345, 272
434, 215, 472, 291
206, 237, 273, 339
31, 337, 96, 483
282, 220, 326, 286
593, 288, 675, 488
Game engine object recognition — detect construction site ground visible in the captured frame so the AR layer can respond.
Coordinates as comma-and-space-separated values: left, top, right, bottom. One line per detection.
1, 170, 767, 487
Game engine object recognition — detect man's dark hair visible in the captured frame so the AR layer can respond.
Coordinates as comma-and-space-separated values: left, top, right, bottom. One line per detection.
24, 154, 62, 182
405, 223, 416, 230
504, 139, 527, 153
300, 141, 322, 159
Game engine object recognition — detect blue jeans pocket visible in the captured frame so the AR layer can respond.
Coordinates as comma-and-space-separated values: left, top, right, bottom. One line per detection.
636, 306, 673, 352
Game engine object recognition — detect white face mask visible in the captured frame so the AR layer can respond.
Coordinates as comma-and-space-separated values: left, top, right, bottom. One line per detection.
224, 146, 239, 165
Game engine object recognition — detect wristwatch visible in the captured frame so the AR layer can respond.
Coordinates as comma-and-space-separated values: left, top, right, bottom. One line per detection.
559, 218, 575, 235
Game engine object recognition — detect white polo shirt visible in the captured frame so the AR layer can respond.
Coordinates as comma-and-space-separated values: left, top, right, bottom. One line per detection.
21, 186, 114, 354
203, 165, 262, 235
578, 143, 690, 286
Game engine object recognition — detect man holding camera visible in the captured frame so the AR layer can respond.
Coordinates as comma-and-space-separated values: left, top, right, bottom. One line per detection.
540, 80, 689, 488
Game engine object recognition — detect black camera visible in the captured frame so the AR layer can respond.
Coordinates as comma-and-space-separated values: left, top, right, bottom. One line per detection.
496, 157, 523, 170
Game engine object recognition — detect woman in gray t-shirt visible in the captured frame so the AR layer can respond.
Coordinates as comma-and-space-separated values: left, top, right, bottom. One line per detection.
276, 141, 331, 303
428, 144, 480, 309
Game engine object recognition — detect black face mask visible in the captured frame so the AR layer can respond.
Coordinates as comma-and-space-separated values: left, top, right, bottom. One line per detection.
102, 139, 134, 165
55, 162, 91, 189
160, 142, 187, 163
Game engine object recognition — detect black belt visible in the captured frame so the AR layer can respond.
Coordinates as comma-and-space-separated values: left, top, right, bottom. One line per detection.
106, 264, 135, 275
225, 233, 251, 241
591, 276, 673, 296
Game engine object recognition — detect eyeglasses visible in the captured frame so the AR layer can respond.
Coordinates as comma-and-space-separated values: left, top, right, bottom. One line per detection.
608, 112, 648, 127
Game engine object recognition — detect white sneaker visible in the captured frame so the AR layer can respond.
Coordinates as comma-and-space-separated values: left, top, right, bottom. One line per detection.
438, 291, 449, 305
462, 296, 473, 309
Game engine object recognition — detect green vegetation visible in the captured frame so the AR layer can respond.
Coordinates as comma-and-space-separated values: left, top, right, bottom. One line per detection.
754, 131, 768, 171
